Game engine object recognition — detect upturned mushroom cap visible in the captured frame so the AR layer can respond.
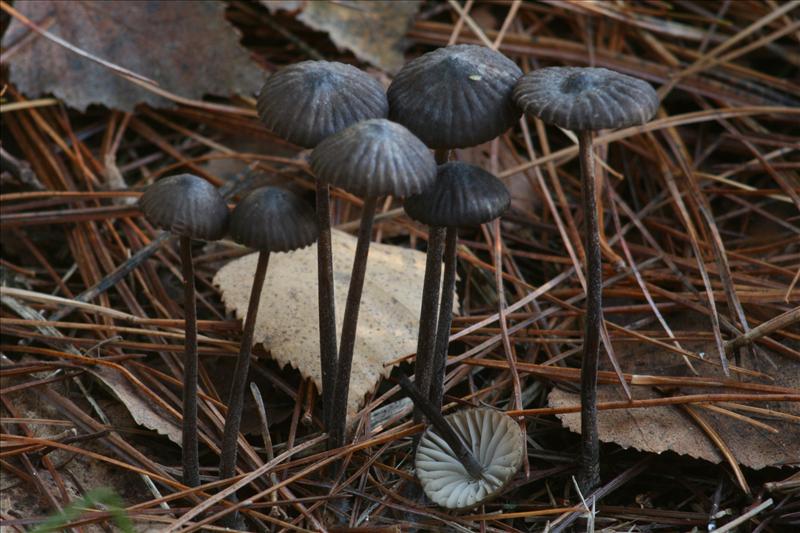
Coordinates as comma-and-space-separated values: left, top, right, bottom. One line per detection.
404, 162, 510, 227
513, 66, 659, 131
139, 174, 228, 241
229, 187, 318, 253
415, 408, 525, 510
310, 119, 437, 199
257, 61, 389, 148
387, 45, 522, 149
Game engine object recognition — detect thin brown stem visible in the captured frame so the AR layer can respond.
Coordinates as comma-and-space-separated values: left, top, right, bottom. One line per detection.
179, 235, 200, 487
413, 226, 445, 423
219, 250, 270, 481
316, 181, 337, 431
578, 129, 602, 493
430, 227, 459, 411
330, 196, 378, 450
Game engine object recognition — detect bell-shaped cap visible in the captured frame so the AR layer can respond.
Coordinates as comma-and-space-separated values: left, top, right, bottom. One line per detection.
310, 119, 436, 199
514, 66, 658, 131
139, 174, 228, 241
229, 187, 318, 253
387, 45, 522, 149
415, 408, 525, 510
257, 61, 389, 148
404, 162, 509, 227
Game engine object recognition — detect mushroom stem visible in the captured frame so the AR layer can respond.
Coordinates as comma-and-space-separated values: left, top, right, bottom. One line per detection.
219, 250, 270, 481
413, 226, 445, 423
434, 149, 450, 165
429, 227, 458, 411
316, 181, 338, 431
577, 129, 602, 493
179, 235, 200, 487
330, 195, 379, 449
393, 372, 484, 480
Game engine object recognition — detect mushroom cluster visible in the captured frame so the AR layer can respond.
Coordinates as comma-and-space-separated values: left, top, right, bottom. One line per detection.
137, 44, 658, 511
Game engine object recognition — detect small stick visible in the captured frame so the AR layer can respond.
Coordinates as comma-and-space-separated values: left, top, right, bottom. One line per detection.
724, 306, 800, 353
392, 371, 484, 480
250, 383, 282, 517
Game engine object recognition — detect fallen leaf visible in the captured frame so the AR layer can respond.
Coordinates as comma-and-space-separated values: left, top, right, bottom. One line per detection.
214, 229, 457, 419
2, 0, 262, 111
91, 367, 183, 445
549, 315, 800, 470
290, 0, 421, 73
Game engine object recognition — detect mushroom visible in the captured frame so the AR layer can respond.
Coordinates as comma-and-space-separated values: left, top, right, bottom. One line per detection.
219, 187, 317, 482
310, 119, 437, 449
257, 61, 388, 430
513, 66, 658, 491
139, 174, 229, 487
404, 162, 510, 412
388, 44, 522, 159
388, 45, 520, 418
416, 407, 525, 510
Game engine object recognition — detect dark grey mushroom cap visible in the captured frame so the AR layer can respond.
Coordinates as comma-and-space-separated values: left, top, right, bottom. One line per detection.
415, 408, 525, 510
139, 174, 228, 241
310, 119, 437, 199
257, 60, 389, 148
404, 162, 510, 227
229, 187, 318, 253
513, 66, 659, 131
387, 45, 523, 149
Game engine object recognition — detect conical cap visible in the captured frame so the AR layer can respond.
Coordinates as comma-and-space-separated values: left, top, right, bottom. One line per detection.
139, 174, 228, 241
310, 119, 436, 199
257, 60, 388, 148
514, 66, 658, 131
229, 187, 318, 253
404, 162, 509, 227
388, 45, 522, 149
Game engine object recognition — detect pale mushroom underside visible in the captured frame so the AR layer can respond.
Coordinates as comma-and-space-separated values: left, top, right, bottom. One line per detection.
415, 408, 525, 510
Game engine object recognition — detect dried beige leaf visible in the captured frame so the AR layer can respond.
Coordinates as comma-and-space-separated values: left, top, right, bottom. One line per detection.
295, 1, 421, 73
549, 319, 800, 470
3, 1, 262, 111
214, 229, 457, 419
91, 367, 182, 445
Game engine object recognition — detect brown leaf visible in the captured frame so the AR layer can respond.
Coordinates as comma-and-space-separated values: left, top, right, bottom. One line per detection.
2, 0, 262, 111
549, 315, 800, 470
214, 229, 457, 419
295, 0, 420, 73
90, 367, 182, 445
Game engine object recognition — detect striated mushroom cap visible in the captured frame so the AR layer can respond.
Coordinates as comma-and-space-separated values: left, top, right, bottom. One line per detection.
513, 66, 659, 131
404, 162, 510, 228
229, 187, 318, 253
310, 119, 436, 199
257, 60, 389, 148
388, 45, 522, 149
139, 174, 228, 241
415, 408, 525, 510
